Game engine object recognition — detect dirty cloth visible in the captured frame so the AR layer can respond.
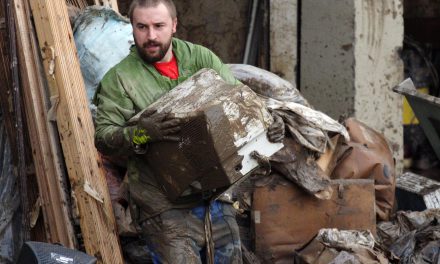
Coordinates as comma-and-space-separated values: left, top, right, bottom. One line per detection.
331, 118, 396, 221
229, 64, 348, 154
265, 98, 349, 153
269, 137, 333, 199
140, 201, 242, 264
228, 64, 310, 107
94, 37, 239, 220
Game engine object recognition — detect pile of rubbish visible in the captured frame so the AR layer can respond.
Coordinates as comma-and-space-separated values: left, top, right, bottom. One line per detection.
2, 5, 439, 263
68, 7, 440, 264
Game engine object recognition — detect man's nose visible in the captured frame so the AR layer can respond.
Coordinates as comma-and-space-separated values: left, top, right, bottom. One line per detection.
147, 28, 157, 40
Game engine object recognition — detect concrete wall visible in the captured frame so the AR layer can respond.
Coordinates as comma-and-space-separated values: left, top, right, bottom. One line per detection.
301, 0, 404, 173
116, 0, 250, 63
301, 0, 356, 118
174, 0, 250, 63
270, 0, 298, 85
353, 0, 404, 169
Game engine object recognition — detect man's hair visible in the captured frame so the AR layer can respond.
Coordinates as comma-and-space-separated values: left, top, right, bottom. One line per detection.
128, 0, 177, 23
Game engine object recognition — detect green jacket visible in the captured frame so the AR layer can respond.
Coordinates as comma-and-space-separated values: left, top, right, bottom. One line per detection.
94, 38, 239, 220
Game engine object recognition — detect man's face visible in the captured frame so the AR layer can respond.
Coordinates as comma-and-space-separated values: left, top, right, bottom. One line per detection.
132, 3, 177, 63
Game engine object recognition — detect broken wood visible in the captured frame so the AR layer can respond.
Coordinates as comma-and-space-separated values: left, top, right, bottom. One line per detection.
316, 135, 341, 176
0, 2, 17, 160
65, 0, 88, 9
28, 0, 123, 263
13, 0, 76, 248
5, 0, 30, 241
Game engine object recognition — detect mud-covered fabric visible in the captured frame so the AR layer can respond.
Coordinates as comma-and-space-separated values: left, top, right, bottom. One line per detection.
140, 201, 242, 264
93, 37, 239, 219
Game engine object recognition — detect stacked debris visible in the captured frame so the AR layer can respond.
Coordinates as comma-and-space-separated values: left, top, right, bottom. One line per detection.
69, 8, 404, 263
377, 209, 440, 263
1, 3, 439, 264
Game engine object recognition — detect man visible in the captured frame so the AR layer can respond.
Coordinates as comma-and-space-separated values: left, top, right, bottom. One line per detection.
94, 0, 284, 263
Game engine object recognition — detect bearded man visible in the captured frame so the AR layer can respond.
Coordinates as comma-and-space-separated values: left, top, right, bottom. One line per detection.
93, 0, 284, 263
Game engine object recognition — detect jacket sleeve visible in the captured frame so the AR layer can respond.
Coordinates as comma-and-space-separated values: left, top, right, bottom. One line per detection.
93, 68, 137, 156
196, 46, 241, 86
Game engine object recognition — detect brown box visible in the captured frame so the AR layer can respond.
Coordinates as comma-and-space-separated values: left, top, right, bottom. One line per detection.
136, 69, 283, 201
253, 179, 376, 263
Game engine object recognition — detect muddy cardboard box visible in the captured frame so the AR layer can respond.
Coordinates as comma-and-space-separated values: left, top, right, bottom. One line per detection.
130, 69, 283, 201
252, 179, 376, 263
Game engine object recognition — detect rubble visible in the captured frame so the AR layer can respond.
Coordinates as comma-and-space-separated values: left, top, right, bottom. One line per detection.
294, 229, 391, 264
2, 3, 439, 264
377, 209, 440, 264
396, 172, 440, 211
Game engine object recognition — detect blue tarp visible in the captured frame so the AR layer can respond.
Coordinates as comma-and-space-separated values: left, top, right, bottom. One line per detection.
73, 6, 133, 118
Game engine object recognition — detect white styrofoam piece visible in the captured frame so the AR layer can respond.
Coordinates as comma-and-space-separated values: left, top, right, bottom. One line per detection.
238, 130, 284, 175
424, 189, 440, 209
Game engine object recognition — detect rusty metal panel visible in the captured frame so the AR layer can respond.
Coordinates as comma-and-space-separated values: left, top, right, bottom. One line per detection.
394, 78, 440, 161
253, 179, 376, 263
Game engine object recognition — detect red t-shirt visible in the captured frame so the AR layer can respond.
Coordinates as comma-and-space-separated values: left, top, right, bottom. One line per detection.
153, 54, 179, 80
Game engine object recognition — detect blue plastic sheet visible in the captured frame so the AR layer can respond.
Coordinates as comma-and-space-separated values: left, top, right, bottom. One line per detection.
73, 6, 133, 118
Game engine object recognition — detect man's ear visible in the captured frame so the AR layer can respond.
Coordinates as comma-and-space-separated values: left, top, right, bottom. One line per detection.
172, 18, 177, 33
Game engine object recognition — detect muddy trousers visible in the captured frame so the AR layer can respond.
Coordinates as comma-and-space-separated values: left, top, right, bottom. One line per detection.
140, 201, 242, 264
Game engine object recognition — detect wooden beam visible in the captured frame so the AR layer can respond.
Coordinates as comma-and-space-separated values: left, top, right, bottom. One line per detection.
28, 0, 123, 263
6, 0, 30, 241
13, 0, 76, 248
65, 0, 88, 9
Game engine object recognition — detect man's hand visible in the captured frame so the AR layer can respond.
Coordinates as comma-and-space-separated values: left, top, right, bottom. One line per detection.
267, 112, 285, 143
134, 109, 182, 144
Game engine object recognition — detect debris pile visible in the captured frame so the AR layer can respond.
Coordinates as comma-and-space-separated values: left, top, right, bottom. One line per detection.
1, 3, 440, 264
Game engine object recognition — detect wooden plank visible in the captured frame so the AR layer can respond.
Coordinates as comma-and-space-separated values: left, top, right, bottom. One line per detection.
6, 0, 30, 241
65, 0, 88, 9
28, 0, 123, 263
13, 0, 76, 248
0, 4, 17, 157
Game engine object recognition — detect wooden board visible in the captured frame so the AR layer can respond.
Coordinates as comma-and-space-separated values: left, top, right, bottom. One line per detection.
253, 179, 376, 263
28, 0, 123, 263
13, 0, 76, 247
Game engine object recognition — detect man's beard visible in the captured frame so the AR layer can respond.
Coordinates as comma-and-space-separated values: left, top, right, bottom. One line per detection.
135, 38, 172, 63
